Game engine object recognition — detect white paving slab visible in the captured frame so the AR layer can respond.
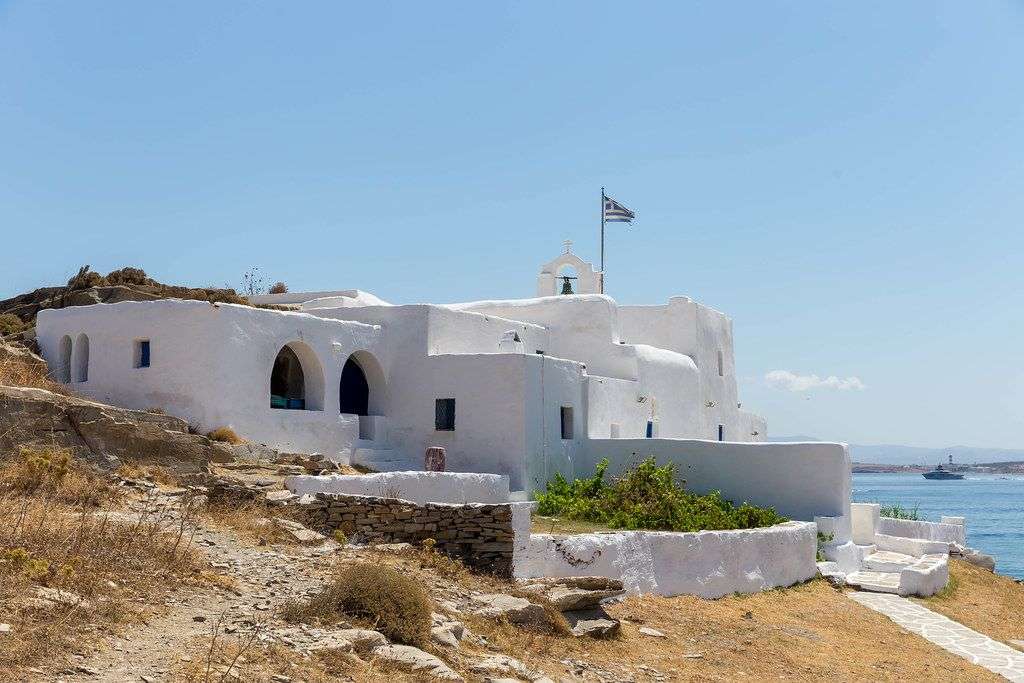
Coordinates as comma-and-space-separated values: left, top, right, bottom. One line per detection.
850, 591, 1024, 682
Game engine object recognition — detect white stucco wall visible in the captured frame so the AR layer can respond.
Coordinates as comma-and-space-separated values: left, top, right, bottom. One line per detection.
36, 300, 386, 455
285, 471, 510, 504
577, 439, 851, 522
514, 521, 817, 598
879, 518, 966, 546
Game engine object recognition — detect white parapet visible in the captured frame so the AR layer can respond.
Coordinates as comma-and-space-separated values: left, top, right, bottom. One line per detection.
514, 521, 817, 599
851, 503, 880, 545
878, 517, 966, 547
285, 471, 510, 504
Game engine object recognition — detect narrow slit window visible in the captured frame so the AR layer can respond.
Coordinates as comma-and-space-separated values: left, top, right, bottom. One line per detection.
718, 424, 725, 441
135, 340, 151, 368
717, 349, 724, 377
435, 398, 455, 431
560, 406, 574, 440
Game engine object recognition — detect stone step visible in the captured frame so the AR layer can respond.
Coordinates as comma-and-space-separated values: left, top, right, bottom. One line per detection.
846, 570, 901, 594
863, 550, 917, 573
351, 448, 417, 473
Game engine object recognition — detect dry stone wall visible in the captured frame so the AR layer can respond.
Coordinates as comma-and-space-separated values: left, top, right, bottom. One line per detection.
302, 493, 515, 576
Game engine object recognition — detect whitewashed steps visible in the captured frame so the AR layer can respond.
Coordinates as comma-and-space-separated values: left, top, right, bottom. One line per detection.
863, 550, 916, 573
846, 570, 901, 594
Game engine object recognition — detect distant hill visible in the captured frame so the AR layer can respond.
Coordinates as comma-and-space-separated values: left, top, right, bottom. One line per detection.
769, 436, 1024, 466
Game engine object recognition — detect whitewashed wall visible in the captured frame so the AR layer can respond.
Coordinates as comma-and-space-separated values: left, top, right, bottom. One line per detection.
515, 521, 817, 598
286, 471, 510, 504
578, 439, 851, 521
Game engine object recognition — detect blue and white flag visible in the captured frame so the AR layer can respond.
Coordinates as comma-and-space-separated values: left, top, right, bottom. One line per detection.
603, 195, 635, 223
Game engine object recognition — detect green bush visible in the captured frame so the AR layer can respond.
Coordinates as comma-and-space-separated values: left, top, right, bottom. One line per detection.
880, 502, 921, 520
536, 457, 787, 532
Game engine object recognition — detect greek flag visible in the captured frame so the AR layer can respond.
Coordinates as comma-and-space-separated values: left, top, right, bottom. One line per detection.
603, 195, 635, 223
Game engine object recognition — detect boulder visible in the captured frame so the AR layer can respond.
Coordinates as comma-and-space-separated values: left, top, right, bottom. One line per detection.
330, 628, 388, 652
469, 654, 540, 680
961, 549, 996, 572
470, 594, 546, 624
271, 518, 325, 545
517, 576, 626, 611
370, 644, 463, 680
0, 385, 234, 471
570, 618, 620, 639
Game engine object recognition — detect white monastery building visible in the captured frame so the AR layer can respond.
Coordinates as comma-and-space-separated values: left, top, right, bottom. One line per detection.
35, 246, 844, 519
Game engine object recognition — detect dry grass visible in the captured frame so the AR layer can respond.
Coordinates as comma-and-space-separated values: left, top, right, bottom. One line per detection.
0, 456, 207, 676
1, 445, 120, 507
464, 579, 1003, 682
531, 514, 614, 535
116, 462, 183, 487
282, 563, 433, 647
0, 344, 71, 395
915, 558, 1024, 645
200, 501, 305, 547
205, 427, 244, 445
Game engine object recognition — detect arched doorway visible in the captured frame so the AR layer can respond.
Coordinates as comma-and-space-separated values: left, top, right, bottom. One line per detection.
339, 357, 369, 415
339, 351, 386, 416
58, 335, 73, 383
74, 333, 89, 382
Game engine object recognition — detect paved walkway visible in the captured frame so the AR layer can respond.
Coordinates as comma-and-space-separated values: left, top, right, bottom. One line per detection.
850, 592, 1024, 682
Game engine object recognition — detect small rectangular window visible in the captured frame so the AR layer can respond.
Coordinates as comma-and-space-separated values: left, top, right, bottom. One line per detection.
134, 340, 151, 368
717, 350, 724, 377
435, 398, 455, 431
560, 406, 574, 440
718, 424, 725, 441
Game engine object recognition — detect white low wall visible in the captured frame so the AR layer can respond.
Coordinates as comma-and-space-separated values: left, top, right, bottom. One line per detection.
580, 439, 850, 522
285, 471, 510, 504
514, 521, 817, 598
878, 518, 966, 546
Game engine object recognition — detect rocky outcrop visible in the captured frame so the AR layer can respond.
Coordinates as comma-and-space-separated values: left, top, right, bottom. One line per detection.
0, 385, 234, 470
517, 576, 626, 611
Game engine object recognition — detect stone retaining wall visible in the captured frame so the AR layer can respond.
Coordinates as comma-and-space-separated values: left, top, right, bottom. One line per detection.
302, 492, 514, 576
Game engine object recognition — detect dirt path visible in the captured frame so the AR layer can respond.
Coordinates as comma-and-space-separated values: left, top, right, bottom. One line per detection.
57, 493, 337, 683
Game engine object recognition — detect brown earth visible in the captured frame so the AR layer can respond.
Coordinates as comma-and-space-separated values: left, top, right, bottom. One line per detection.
916, 558, 1024, 647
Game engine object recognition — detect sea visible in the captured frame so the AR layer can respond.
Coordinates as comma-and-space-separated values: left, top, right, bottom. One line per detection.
853, 473, 1024, 579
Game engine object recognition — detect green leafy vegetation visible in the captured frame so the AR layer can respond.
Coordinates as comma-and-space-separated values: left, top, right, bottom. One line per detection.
880, 502, 921, 520
816, 531, 834, 562
536, 457, 787, 532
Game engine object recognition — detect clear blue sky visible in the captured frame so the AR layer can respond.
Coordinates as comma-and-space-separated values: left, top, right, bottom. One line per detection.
2, 2, 1022, 449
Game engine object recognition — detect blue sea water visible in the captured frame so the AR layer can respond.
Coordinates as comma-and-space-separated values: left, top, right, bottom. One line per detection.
853, 473, 1024, 579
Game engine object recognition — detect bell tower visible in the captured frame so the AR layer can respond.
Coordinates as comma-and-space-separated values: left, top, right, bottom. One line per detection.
536, 241, 603, 297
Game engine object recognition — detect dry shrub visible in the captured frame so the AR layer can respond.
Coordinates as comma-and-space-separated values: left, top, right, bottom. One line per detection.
206, 427, 244, 445
1, 446, 118, 507
0, 313, 27, 337
269, 281, 288, 294
417, 538, 468, 581
0, 343, 71, 395
283, 563, 433, 646
0, 467, 205, 674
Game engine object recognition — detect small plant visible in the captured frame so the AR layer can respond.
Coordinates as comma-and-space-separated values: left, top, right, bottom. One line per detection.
0, 548, 51, 581
332, 529, 348, 545
240, 267, 266, 297
417, 537, 467, 581
10, 445, 71, 492
206, 427, 244, 445
535, 457, 787, 532
104, 267, 152, 286
816, 531, 834, 562
880, 503, 921, 521
282, 563, 432, 646
269, 281, 288, 294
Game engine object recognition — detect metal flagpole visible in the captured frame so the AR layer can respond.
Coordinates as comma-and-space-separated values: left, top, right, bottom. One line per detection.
600, 186, 605, 293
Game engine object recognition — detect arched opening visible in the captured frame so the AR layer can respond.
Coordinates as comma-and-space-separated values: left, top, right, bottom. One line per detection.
73, 333, 89, 382
58, 335, 73, 383
270, 341, 325, 410
556, 264, 579, 295
339, 351, 386, 416
339, 357, 369, 416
